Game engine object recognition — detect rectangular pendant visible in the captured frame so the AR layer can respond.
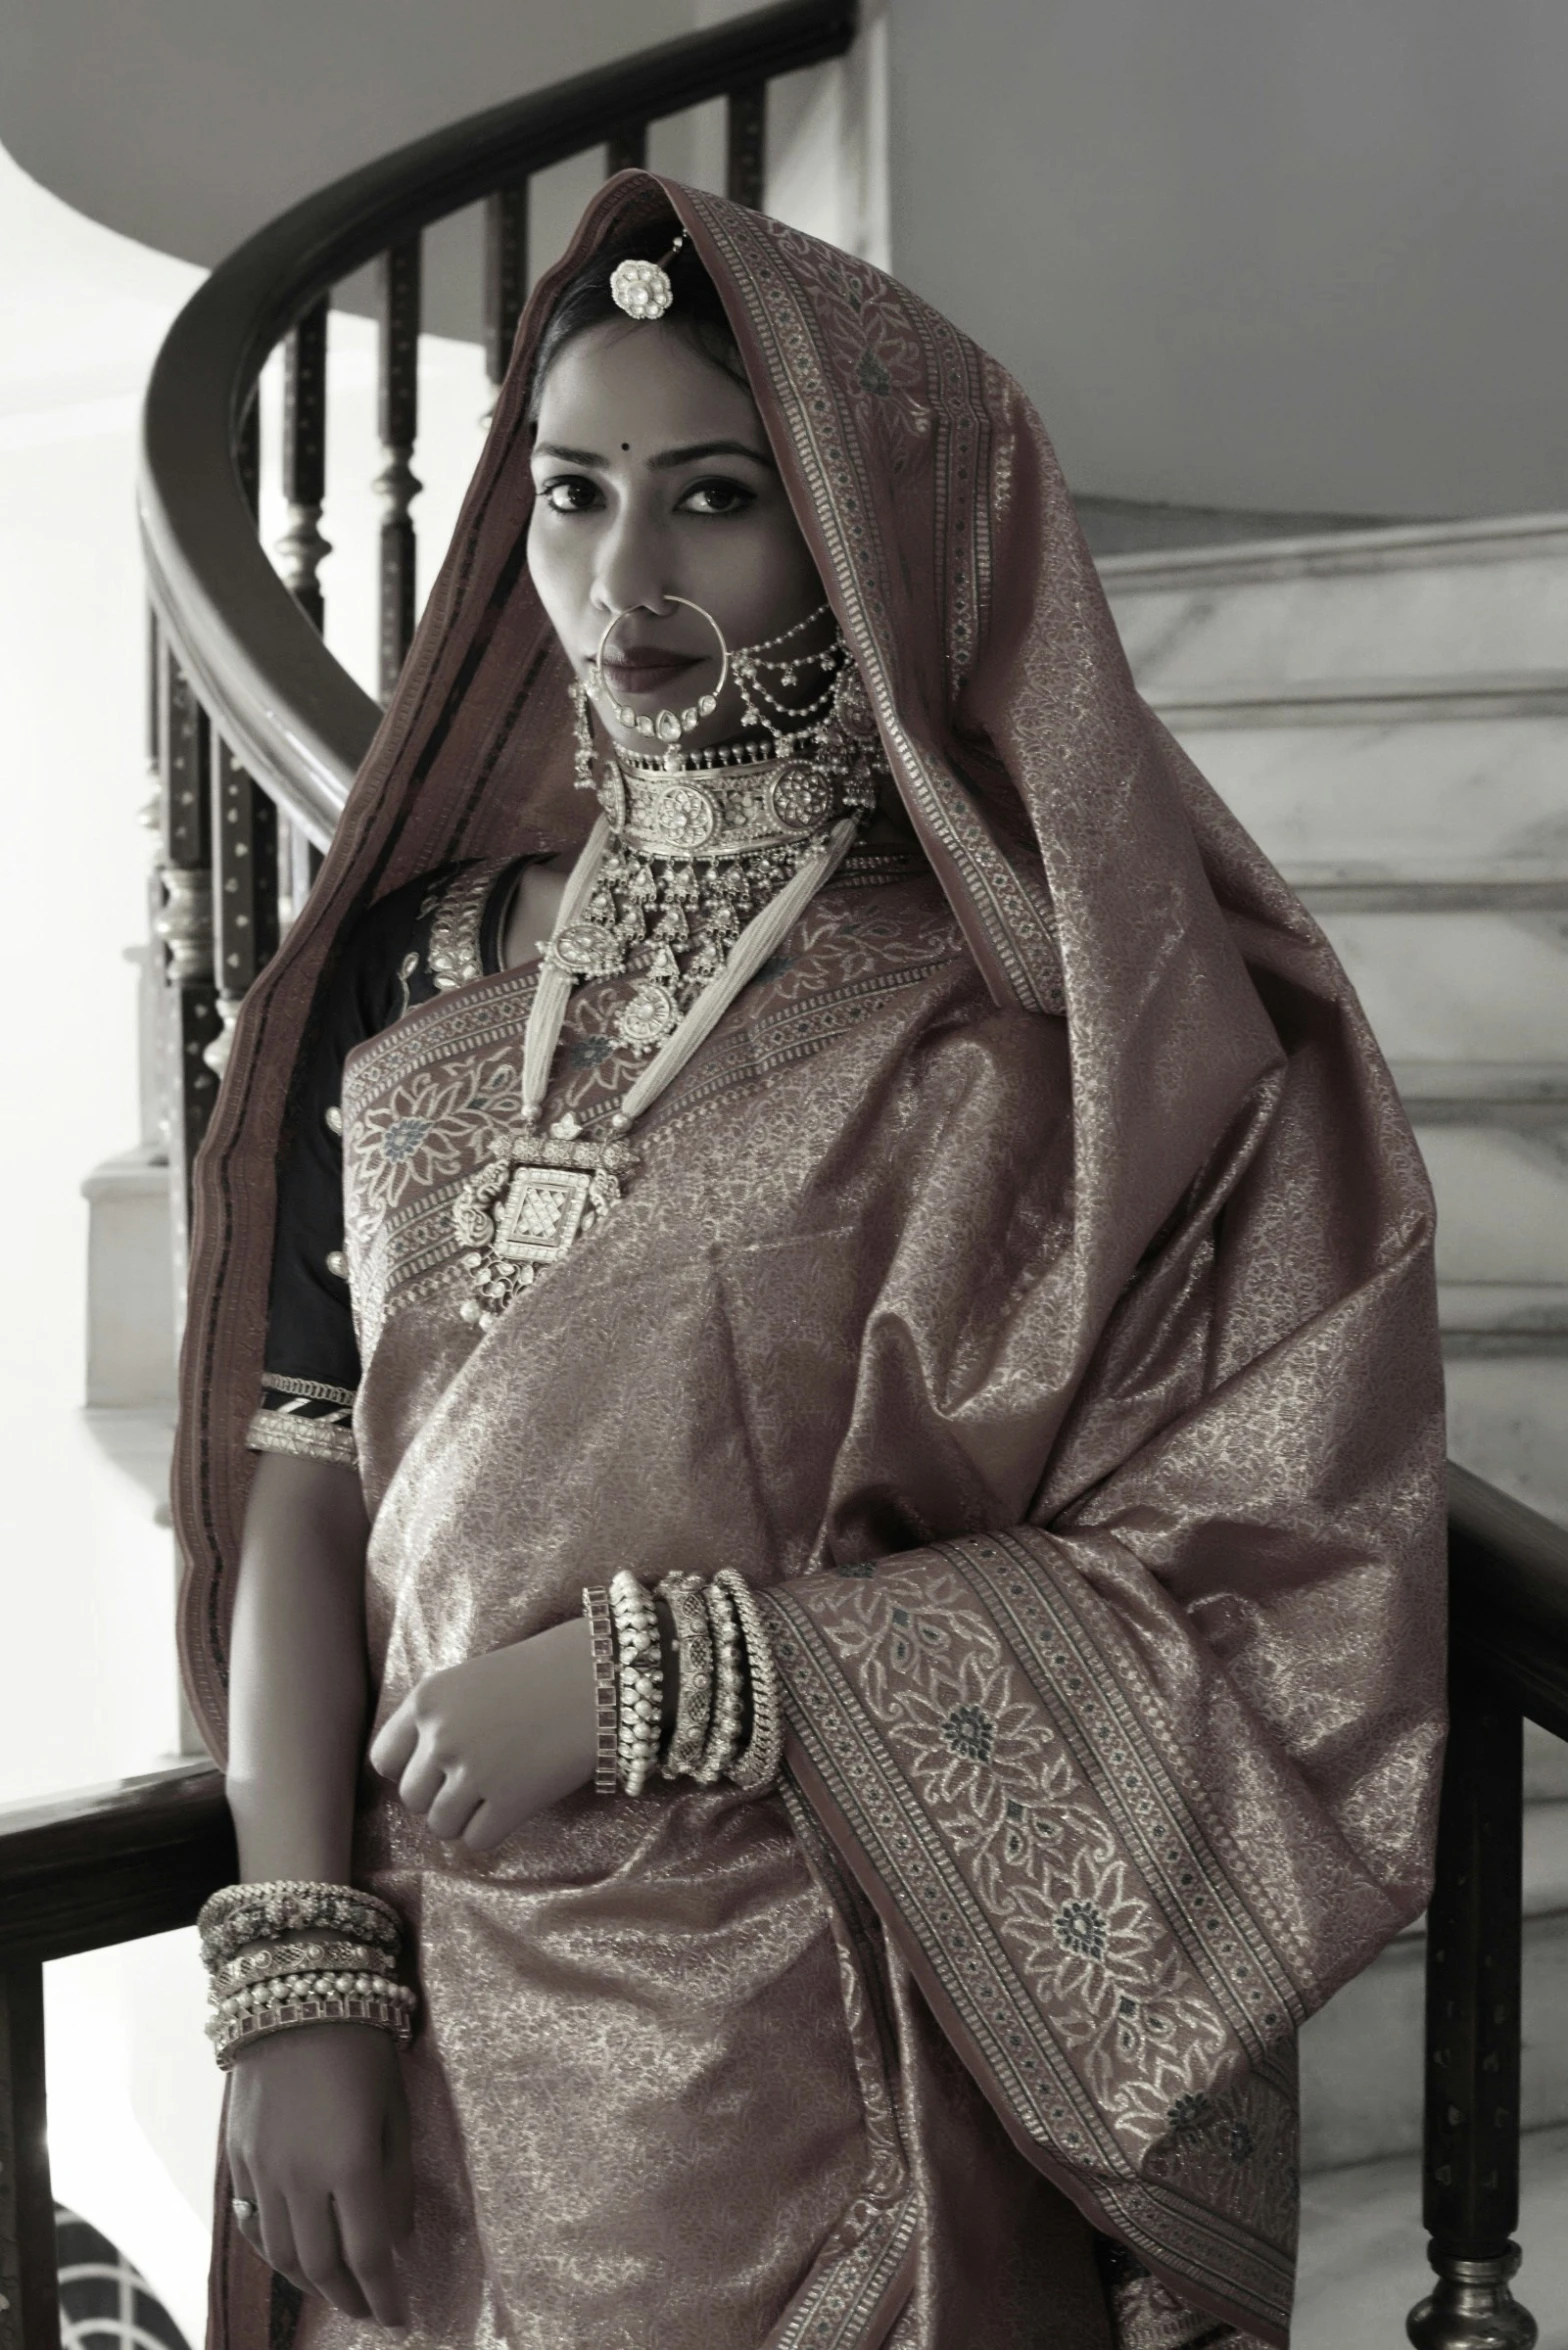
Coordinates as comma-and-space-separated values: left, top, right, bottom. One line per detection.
493, 1164, 595, 1265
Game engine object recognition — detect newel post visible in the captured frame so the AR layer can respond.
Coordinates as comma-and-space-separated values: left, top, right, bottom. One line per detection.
1407, 1660, 1536, 2349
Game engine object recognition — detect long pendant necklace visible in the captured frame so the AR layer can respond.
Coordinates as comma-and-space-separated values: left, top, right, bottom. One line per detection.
453, 811, 860, 1330
453, 599, 889, 1330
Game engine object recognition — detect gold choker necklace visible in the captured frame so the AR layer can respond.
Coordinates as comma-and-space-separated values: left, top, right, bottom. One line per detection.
600, 748, 851, 860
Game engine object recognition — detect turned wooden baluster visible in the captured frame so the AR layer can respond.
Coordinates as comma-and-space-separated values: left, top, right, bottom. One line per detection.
376, 237, 422, 702
484, 181, 529, 399
0, 1959, 55, 2350
204, 741, 281, 1078
727, 83, 766, 207
606, 122, 647, 175
138, 609, 167, 1149
277, 296, 330, 630
153, 646, 220, 1269
1408, 1664, 1537, 2349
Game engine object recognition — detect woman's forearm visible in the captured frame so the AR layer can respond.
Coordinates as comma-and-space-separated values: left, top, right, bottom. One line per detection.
226, 1450, 373, 1883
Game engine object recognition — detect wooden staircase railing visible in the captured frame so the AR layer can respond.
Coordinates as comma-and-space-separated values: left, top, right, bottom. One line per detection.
1404, 1467, 1568, 2350
2, 1479, 1564, 2348
136, 0, 858, 1231
0, 1763, 234, 2350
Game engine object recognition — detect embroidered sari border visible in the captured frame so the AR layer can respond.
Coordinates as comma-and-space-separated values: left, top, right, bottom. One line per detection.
776, 1725, 1291, 2350
967, 1533, 1314, 2041
764, 2195, 918, 2350
766, 1585, 1147, 2163
763, 1574, 1296, 2345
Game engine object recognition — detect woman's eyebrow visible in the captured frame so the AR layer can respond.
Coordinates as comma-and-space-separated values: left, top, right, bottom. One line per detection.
648, 439, 775, 471
532, 442, 607, 466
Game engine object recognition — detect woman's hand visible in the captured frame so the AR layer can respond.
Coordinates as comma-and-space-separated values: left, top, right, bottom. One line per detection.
228, 2023, 412, 2326
370, 1615, 597, 1850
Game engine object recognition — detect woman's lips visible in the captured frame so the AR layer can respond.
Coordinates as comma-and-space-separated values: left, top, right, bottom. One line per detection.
598, 648, 704, 698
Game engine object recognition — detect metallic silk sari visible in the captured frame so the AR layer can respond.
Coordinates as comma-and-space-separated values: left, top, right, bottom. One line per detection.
176, 176, 1446, 2350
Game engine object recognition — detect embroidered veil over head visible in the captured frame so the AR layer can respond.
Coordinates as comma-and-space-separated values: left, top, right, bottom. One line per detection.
176, 174, 1445, 2350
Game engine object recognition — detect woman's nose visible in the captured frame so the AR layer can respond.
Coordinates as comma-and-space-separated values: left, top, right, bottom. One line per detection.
590, 501, 672, 623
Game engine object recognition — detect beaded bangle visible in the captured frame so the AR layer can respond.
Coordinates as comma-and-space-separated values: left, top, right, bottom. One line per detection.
694, 1577, 746, 1785
210, 1983, 416, 2072
658, 1572, 714, 1779
208, 1970, 415, 2029
199, 1882, 403, 1970
582, 1585, 620, 1796
714, 1570, 784, 1791
211, 1940, 394, 2000
609, 1571, 662, 1796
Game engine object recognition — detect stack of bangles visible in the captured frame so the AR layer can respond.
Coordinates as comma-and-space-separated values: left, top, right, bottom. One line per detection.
198, 1882, 417, 2073
583, 1567, 783, 1798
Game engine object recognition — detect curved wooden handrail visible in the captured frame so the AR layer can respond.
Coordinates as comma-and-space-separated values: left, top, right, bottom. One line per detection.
138, 0, 857, 841
0, 1760, 231, 1964
1447, 1459, 1568, 1738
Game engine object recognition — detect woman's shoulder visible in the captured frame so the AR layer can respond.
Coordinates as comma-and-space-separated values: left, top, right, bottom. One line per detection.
326, 855, 525, 1041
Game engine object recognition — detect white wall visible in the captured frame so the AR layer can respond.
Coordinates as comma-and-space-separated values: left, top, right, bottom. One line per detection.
0, 135, 223, 2346
0, 0, 873, 338
886, 0, 1568, 519
10, 0, 1567, 516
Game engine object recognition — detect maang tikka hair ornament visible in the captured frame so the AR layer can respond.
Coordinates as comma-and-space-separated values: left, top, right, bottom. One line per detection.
608, 233, 687, 321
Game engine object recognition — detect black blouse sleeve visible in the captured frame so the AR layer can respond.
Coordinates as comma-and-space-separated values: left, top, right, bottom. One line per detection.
246, 858, 523, 1471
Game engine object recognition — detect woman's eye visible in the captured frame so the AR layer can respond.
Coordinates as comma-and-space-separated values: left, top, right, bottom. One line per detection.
540, 475, 601, 514
678, 477, 756, 517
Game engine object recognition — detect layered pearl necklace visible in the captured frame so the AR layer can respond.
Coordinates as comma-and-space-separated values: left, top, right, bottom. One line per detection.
453, 622, 888, 1331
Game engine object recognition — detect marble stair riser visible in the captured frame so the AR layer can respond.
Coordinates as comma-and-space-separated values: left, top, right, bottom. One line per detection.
82, 1149, 176, 1410
1104, 524, 1568, 693
1317, 911, 1568, 1066
1444, 1360, 1568, 1532
1300, 1915, 1568, 2170
1411, 1127, 1568, 1289
1167, 713, 1568, 883
1525, 1721, 1568, 1801
1301, 1789, 1568, 2172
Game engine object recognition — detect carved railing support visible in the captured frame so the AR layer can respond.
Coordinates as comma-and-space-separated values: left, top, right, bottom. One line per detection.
205, 739, 280, 1078
1408, 1659, 1537, 2349
278, 297, 331, 630
0, 1959, 56, 2350
606, 121, 648, 174
375, 236, 423, 701
483, 181, 529, 396
154, 646, 219, 1274
727, 82, 766, 207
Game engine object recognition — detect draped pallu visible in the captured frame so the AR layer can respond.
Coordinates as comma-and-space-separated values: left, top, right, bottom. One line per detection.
176, 171, 1445, 2350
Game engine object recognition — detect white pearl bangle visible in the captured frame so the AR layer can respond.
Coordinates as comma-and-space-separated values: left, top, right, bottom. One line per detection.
694, 1578, 746, 1785
609, 1570, 663, 1796
714, 1569, 784, 1791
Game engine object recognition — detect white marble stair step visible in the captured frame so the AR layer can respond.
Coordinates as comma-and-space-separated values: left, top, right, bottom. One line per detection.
1104, 512, 1568, 694
1331, 917, 1568, 1062
1295, 2124, 1568, 2350
1300, 1796, 1568, 2171
1316, 911, 1568, 1064
1395, 1062, 1568, 1127
1446, 1359, 1568, 1533
1162, 698, 1568, 887
82, 1146, 175, 1410
1439, 1285, 1568, 1346
1413, 1128, 1568, 1290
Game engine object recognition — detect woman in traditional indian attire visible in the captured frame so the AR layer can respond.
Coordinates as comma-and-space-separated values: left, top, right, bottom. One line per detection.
176, 172, 1446, 2350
